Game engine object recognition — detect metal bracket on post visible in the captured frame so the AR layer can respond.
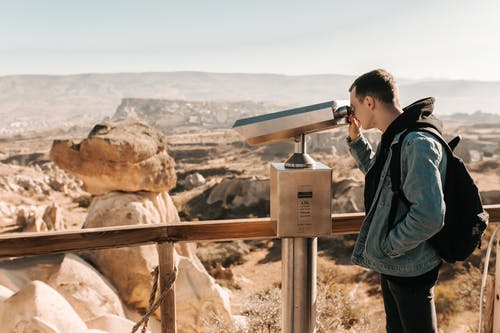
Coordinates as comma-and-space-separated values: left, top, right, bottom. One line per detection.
284, 134, 315, 169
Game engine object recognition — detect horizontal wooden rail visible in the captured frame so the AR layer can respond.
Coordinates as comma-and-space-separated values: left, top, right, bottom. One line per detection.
0, 204, 498, 259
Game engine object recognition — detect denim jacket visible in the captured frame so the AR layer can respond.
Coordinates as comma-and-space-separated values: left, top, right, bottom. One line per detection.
348, 130, 447, 276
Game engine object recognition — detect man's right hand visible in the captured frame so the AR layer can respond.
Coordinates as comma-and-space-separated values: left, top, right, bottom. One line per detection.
348, 115, 361, 141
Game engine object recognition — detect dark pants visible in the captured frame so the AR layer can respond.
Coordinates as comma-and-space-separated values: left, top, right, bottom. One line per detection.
380, 274, 438, 333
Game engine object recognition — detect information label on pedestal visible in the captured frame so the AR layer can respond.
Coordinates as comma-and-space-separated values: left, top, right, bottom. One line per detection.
297, 186, 313, 228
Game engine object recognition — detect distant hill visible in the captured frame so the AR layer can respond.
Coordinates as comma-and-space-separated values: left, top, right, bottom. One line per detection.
112, 98, 290, 134
441, 110, 500, 124
0, 72, 499, 134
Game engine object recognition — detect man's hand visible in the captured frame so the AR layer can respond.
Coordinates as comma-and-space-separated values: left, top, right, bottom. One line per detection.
348, 115, 361, 141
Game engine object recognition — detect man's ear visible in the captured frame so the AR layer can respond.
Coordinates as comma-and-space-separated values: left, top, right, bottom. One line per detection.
364, 96, 375, 110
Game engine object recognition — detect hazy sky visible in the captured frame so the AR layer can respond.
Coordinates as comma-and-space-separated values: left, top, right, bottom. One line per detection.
1, 0, 499, 80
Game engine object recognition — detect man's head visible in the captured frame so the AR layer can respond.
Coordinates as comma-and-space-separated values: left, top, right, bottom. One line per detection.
349, 69, 400, 130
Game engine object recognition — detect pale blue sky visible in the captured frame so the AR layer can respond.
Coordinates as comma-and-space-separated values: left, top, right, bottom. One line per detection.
1, 0, 499, 80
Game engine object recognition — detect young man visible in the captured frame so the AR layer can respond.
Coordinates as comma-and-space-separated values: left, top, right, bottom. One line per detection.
346, 69, 446, 333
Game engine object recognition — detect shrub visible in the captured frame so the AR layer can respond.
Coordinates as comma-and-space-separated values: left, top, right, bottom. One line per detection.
435, 285, 462, 319
241, 287, 281, 332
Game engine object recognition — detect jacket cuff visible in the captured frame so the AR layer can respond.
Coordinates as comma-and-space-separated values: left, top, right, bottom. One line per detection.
346, 134, 363, 146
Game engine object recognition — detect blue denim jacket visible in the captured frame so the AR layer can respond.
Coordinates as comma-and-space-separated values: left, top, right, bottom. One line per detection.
348, 130, 447, 276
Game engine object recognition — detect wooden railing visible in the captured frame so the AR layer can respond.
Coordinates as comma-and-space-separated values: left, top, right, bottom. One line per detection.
0, 204, 498, 332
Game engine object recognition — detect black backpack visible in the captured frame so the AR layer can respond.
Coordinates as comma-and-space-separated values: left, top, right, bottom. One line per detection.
388, 126, 489, 263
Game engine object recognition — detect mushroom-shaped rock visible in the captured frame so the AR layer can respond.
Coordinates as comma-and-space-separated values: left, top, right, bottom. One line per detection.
50, 122, 176, 194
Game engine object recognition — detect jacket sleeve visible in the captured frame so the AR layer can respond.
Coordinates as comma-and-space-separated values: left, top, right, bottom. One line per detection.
383, 132, 446, 258
347, 134, 376, 174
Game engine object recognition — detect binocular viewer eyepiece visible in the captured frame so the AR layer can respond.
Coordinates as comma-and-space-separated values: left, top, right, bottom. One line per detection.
332, 103, 353, 120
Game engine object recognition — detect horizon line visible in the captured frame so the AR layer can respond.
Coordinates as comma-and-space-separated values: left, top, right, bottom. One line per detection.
1, 70, 499, 83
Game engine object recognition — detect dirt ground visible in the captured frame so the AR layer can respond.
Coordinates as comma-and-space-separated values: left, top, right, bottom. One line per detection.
0, 126, 498, 333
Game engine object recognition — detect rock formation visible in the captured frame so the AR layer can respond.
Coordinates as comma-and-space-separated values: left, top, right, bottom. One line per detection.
332, 177, 365, 213
182, 176, 270, 220
0, 121, 240, 332
83, 190, 234, 331
0, 254, 125, 321
50, 122, 176, 194
0, 280, 88, 333
183, 172, 206, 190
83, 191, 178, 309
86, 314, 150, 333
49, 121, 235, 331
207, 177, 269, 208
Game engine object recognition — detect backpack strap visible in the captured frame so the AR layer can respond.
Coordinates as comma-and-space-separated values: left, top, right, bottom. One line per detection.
415, 127, 452, 155
387, 131, 408, 233
387, 126, 452, 233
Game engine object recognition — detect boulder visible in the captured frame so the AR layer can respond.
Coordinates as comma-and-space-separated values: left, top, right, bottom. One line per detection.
42, 203, 64, 231
175, 251, 233, 332
0, 285, 14, 302
332, 177, 364, 213
183, 177, 270, 220
45, 254, 125, 321
86, 314, 150, 333
17, 206, 49, 232
184, 172, 206, 190
83, 191, 180, 309
0, 253, 125, 322
3, 317, 62, 333
0, 280, 87, 333
85, 191, 179, 229
124, 306, 161, 333
50, 122, 176, 194
83, 191, 235, 332
47, 175, 67, 192
207, 177, 269, 208
14, 203, 66, 233
0, 285, 14, 320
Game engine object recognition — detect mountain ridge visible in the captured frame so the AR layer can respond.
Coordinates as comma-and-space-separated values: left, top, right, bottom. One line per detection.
1, 72, 498, 134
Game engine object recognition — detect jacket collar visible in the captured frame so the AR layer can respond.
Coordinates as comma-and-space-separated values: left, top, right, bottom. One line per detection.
387, 97, 442, 146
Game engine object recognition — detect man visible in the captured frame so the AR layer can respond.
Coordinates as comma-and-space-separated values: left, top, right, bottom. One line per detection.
346, 69, 446, 333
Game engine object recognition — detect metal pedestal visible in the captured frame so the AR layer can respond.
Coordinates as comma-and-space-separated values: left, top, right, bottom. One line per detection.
282, 237, 317, 333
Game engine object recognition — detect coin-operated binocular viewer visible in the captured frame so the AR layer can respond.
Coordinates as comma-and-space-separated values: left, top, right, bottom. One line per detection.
233, 101, 352, 333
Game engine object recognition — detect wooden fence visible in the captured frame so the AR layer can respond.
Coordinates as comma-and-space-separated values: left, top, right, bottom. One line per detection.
0, 204, 499, 332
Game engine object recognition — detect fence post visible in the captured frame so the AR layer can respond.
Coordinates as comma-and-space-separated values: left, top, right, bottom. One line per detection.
493, 232, 500, 333
158, 242, 177, 333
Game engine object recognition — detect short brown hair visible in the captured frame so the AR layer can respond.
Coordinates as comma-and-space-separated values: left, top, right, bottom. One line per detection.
349, 69, 398, 104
